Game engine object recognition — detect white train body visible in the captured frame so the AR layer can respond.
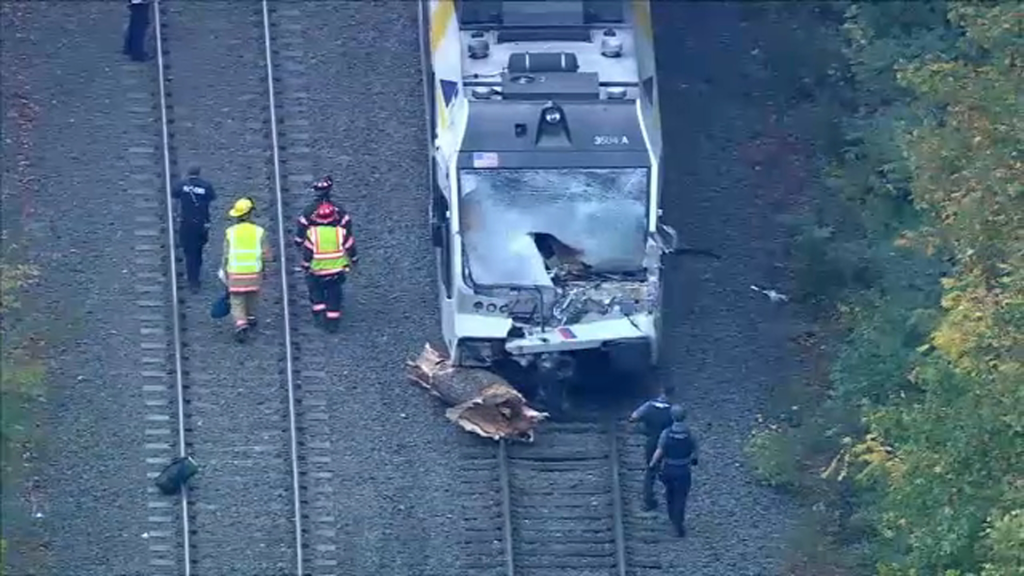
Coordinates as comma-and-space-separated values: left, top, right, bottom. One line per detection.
419, 0, 678, 379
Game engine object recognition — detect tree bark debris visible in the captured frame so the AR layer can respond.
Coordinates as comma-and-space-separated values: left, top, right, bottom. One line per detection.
406, 343, 548, 442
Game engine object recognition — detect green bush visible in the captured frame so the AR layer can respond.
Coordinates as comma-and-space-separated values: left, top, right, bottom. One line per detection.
748, 2, 1024, 574
745, 422, 803, 490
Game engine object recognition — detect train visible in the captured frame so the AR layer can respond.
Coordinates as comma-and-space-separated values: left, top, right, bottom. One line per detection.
418, 0, 678, 390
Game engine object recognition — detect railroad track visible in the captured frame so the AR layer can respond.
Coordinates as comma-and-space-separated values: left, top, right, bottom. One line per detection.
130, 1, 340, 574
456, 415, 668, 576
456, 415, 671, 576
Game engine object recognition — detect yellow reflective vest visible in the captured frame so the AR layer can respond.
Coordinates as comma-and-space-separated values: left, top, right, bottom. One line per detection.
306, 225, 350, 276
225, 222, 265, 292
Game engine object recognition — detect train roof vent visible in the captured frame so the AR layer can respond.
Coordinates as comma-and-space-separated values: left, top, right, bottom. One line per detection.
501, 0, 584, 27
508, 52, 580, 74
501, 72, 599, 101
496, 28, 592, 43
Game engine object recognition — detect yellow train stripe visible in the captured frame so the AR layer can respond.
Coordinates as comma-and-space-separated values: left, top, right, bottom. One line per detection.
632, 0, 653, 41
430, 0, 456, 55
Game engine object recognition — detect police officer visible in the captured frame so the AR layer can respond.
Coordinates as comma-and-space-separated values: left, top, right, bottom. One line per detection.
649, 404, 699, 537
122, 0, 151, 62
628, 384, 676, 510
171, 166, 216, 293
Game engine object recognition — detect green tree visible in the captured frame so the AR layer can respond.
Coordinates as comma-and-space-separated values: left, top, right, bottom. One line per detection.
746, 3, 1023, 574
853, 3, 1023, 573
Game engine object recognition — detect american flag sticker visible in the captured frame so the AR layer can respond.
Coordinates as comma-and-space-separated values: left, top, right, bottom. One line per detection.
556, 327, 577, 340
472, 152, 499, 168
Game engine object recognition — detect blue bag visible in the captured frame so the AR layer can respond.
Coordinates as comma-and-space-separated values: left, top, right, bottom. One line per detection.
210, 291, 231, 319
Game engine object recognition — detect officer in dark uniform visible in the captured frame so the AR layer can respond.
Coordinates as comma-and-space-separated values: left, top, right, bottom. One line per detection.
649, 404, 698, 537
171, 166, 216, 293
628, 384, 676, 510
123, 0, 151, 62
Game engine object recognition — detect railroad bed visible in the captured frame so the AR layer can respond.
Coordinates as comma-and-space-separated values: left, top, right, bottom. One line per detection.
133, 2, 684, 575
135, 1, 340, 574
456, 415, 674, 576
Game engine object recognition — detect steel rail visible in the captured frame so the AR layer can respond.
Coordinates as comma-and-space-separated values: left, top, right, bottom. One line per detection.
151, 1, 192, 574
260, 1, 306, 573
609, 420, 627, 576
498, 439, 516, 576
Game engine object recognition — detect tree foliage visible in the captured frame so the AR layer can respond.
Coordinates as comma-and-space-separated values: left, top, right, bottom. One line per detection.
846, 3, 1021, 572
747, 2, 1023, 574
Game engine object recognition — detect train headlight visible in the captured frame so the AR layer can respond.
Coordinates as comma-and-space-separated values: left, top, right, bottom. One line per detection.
543, 107, 562, 124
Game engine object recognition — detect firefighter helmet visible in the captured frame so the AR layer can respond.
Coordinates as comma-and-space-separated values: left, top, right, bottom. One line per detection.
310, 201, 340, 224
228, 197, 255, 218
312, 175, 333, 199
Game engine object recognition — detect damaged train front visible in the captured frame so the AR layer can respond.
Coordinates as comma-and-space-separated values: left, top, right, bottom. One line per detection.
424, 0, 680, 393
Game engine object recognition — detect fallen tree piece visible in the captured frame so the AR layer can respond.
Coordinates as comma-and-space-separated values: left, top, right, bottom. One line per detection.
406, 343, 548, 442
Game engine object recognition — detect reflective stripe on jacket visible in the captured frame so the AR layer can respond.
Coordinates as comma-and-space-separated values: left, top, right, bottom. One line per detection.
305, 225, 351, 275
226, 222, 265, 292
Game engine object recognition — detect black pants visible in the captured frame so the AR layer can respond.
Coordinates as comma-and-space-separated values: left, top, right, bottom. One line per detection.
661, 465, 692, 534
123, 3, 150, 61
642, 436, 659, 507
306, 273, 345, 330
179, 223, 208, 287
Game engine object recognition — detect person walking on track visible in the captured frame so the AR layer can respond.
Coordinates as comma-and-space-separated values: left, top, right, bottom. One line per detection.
294, 175, 356, 260
221, 197, 272, 343
123, 0, 151, 62
628, 384, 676, 510
300, 202, 354, 333
648, 404, 699, 537
171, 165, 216, 293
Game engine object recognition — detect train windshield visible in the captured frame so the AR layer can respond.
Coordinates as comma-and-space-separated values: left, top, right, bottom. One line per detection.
458, 168, 649, 287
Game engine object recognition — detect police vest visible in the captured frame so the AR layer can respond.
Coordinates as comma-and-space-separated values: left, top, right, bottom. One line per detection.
226, 223, 264, 275
663, 428, 696, 467
307, 225, 350, 275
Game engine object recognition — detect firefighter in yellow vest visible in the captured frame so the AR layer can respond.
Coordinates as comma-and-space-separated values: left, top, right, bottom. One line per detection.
301, 202, 355, 333
221, 197, 273, 342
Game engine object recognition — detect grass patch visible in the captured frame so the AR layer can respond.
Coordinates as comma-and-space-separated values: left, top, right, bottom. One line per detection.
0, 258, 43, 469
1, 258, 44, 575
0, 341, 45, 473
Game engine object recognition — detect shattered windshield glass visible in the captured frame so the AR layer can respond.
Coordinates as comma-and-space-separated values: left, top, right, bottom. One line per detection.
459, 168, 649, 287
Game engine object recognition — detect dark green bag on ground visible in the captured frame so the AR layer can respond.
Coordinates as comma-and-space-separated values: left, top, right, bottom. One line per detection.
155, 455, 199, 495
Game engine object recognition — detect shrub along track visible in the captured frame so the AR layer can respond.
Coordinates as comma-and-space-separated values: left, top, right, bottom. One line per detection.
136, 0, 340, 574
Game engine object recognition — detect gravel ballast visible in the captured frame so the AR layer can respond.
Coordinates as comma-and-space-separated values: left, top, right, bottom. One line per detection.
1, 2, 164, 574
1, 1, 840, 574
270, 2, 461, 574
158, 2, 299, 574
644, 2, 835, 573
